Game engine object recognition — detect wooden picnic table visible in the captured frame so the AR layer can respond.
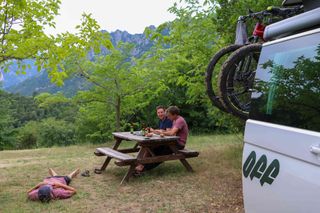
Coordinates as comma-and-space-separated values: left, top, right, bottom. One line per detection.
94, 132, 199, 184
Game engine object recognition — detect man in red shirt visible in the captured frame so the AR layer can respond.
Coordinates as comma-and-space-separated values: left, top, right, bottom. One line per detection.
162, 106, 189, 149
27, 168, 79, 202
134, 106, 188, 175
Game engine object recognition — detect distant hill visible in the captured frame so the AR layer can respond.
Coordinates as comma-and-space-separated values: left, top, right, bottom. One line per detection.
6, 71, 91, 97
1, 59, 39, 89
3, 26, 157, 97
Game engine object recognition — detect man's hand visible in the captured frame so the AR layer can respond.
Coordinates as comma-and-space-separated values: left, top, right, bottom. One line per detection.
153, 129, 164, 134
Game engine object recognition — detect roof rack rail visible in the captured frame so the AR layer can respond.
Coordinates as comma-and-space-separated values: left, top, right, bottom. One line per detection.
264, 7, 320, 41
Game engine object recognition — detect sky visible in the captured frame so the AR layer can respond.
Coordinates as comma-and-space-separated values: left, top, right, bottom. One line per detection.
45, 0, 178, 35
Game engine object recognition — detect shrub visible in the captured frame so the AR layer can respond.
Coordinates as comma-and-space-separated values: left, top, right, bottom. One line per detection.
16, 118, 76, 149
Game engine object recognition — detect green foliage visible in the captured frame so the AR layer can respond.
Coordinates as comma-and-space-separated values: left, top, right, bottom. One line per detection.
1, 0, 112, 89
17, 118, 76, 149
37, 118, 76, 147
0, 90, 77, 149
0, 93, 16, 150
74, 102, 112, 143
71, 42, 159, 135
213, 0, 282, 43
1, 0, 284, 150
136, 0, 284, 132
139, 0, 243, 131
16, 121, 38, 149
0, 0, 60, 66
34, 92, 78, 122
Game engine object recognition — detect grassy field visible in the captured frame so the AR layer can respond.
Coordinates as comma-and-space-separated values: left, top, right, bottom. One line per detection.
0, 134, 244, 213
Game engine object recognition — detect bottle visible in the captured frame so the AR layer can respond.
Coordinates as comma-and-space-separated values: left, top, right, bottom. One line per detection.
130, 124, 134, 134
141, 128, 146, 136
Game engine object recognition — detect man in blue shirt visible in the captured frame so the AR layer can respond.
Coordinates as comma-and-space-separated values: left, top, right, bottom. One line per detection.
135, 106, 172, 173
150, 106, 173, 133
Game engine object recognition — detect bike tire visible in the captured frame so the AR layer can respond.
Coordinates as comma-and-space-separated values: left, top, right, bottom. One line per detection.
205, 44, 243, 112
218, 43, 262, 120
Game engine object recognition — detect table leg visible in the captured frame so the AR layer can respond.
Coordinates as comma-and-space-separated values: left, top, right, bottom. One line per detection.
168, 144, 194, 173
133, 142, 139, 149
136, 146, 146, 160
180, 159, 194, 172
118, 143, 143, 183
94, 138, 122, 174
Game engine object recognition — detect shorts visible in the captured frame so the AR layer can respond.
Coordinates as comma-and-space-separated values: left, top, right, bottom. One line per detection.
46, 176, 71, 185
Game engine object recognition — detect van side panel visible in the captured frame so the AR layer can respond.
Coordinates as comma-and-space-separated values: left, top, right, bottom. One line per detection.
243, 120, 320, 213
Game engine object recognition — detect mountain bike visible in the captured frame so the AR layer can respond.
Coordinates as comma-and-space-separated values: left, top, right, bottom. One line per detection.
205, 5, 303, 119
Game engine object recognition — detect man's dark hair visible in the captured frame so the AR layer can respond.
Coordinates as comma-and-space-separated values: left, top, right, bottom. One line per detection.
166, 106, 180, 115
156, 105, 166, 111
38, 185, 52, 202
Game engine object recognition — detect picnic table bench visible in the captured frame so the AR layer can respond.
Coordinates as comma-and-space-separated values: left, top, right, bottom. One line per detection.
94, 132, 199, 184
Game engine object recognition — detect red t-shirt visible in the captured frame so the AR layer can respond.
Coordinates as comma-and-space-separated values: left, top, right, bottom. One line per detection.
28, 177, 74, 200
173, 116, 189, 146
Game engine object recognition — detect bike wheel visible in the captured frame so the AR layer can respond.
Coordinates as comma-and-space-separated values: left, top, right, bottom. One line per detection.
218, 43, 262, 120
205, 44, 243, 112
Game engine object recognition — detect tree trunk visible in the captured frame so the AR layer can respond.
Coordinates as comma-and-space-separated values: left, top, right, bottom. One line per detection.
115, 95, 121, 132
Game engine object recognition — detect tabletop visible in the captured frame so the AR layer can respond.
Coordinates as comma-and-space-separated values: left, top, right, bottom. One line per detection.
112, 132, 179, 142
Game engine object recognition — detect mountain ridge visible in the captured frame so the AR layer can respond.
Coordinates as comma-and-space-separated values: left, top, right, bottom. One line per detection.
3, 26, 156, 96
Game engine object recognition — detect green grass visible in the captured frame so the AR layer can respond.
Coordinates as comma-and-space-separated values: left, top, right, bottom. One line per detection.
0, 134, 244, 213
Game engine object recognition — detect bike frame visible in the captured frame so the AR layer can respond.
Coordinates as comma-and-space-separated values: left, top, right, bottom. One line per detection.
252, 22, 266, 42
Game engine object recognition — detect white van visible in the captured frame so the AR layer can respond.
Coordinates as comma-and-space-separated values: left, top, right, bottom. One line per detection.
242, 4, 320, 213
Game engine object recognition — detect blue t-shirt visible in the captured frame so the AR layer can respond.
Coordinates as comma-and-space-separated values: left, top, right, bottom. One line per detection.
159, 117, 173, 130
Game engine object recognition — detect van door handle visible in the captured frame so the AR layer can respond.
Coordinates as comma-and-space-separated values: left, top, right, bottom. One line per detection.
310, 145, 320, 155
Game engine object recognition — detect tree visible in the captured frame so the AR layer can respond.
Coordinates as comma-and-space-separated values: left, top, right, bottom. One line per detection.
137, 0, 284, 132
17, 118, 76, 148
140, 1, 242, 131
0, 91, 15, 150
37, 118, 76, 147
73, 43, 157, 133
34, 92, 77, 122
0, 0, 59, 67
0, 1, 112, 86
16, 120, 38, 149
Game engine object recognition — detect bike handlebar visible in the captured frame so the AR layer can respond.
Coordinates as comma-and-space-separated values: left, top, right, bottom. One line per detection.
266, 6, 303, 17
238, 5, 303, 22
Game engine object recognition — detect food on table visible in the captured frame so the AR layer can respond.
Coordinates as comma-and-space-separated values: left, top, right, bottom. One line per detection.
146, 133, 153, 137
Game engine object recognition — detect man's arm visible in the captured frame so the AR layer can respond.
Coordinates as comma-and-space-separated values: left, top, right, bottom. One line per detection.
65, 190, 76, 195
152, 129, 164, 134
53, 182, 76, 192
27, 182, 46, 193
163, 127, 179, 136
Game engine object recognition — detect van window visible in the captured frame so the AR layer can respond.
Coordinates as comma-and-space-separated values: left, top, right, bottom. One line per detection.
250, 32, 320, 132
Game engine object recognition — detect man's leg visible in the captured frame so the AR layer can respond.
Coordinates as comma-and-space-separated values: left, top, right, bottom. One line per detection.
143, 146, 166, 171
135, 154, 147, 172
49, 168, 58, 176
67, 168, 80, 180
135, 148, 149, 172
